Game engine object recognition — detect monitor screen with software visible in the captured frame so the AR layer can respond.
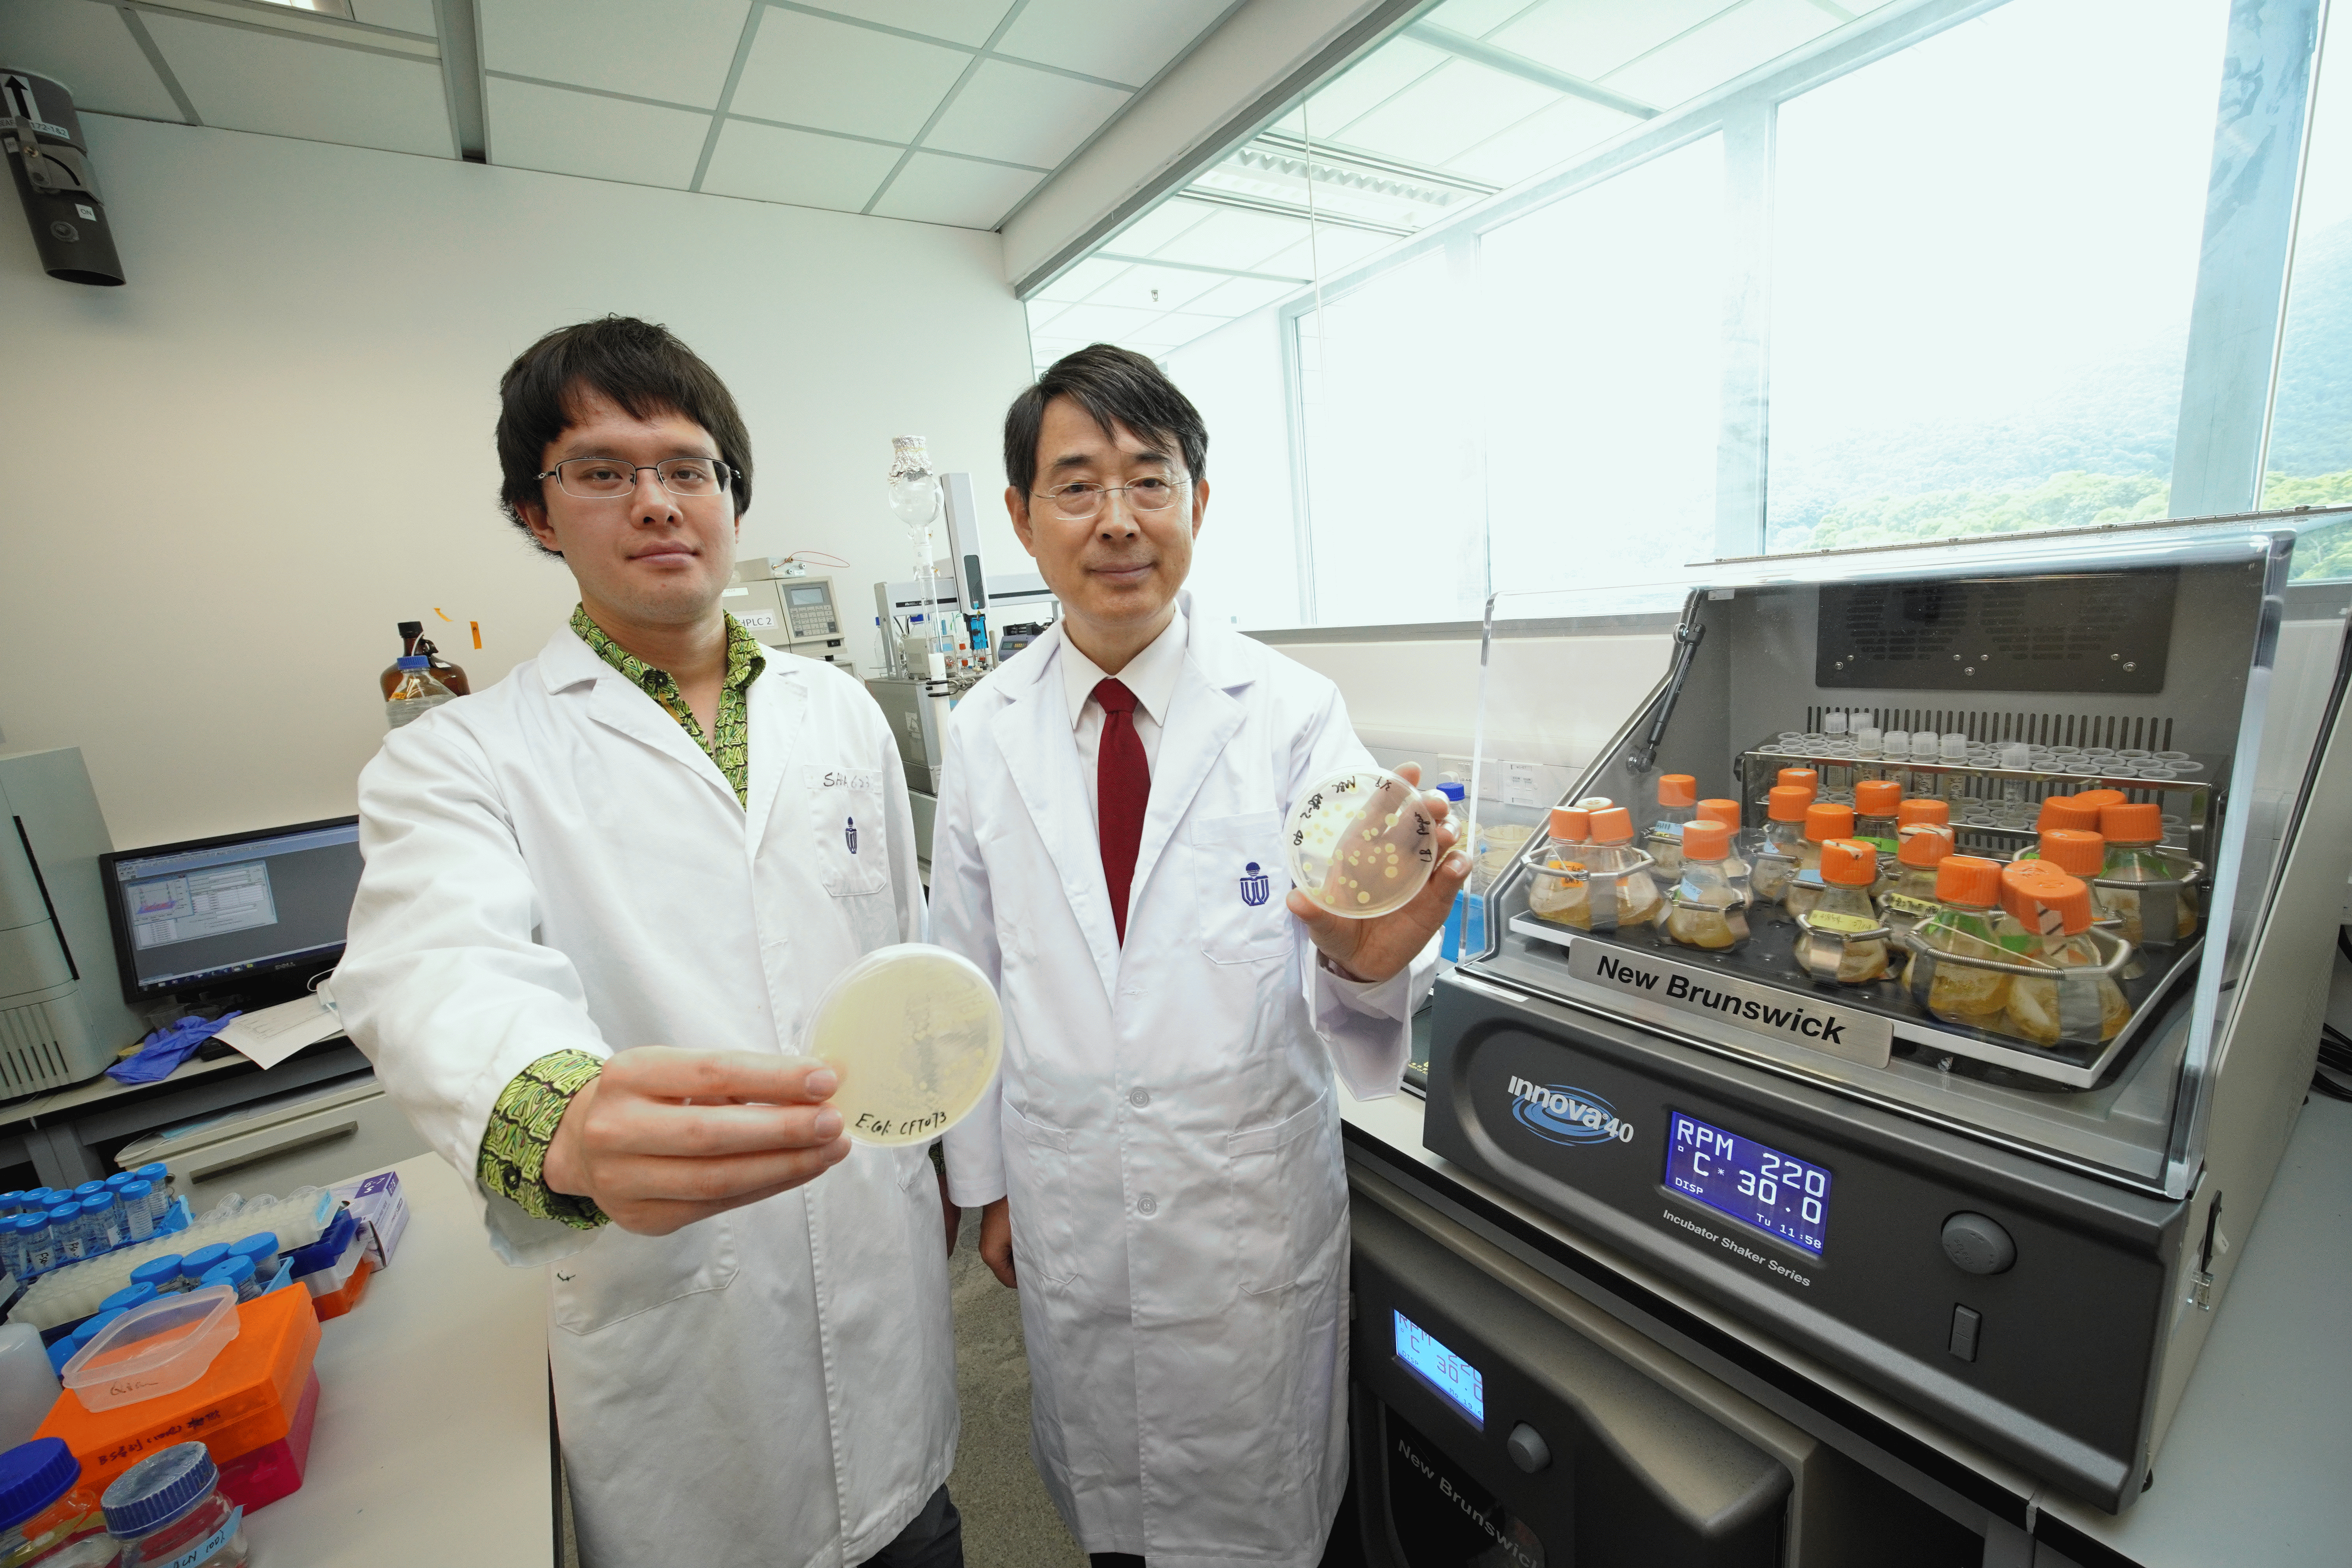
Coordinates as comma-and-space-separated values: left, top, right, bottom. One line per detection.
99, 817, 363, 1003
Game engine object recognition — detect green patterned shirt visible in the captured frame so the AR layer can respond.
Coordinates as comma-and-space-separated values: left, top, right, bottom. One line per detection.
567, 604, 765, 806
472, 606, 768, 1229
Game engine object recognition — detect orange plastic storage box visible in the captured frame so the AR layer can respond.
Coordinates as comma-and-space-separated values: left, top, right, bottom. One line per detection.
36, 1282, 323, 1512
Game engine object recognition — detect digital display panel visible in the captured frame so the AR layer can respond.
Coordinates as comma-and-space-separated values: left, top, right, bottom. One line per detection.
1394, 1310, 1484, 1428
788, 586, 829, 606
1664, 1111, 1833, 1257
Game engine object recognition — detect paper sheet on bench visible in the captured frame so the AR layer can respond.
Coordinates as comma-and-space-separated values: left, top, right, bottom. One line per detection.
214, 995, 342, 1069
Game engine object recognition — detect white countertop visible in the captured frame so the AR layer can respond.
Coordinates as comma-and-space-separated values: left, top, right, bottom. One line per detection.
1340, 1078, 2352, 1567
243, 1152, 554, 1566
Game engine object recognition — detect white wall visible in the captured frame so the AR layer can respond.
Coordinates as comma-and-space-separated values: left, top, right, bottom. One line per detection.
0, 116, 1033, 849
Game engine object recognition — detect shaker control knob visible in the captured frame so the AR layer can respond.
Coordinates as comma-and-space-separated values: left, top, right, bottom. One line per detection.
1506, 1423, 1550, 1474
1941, 1212, 2016, 1276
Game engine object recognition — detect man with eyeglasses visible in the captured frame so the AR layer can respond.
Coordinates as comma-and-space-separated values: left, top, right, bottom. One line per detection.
335, 316, 965, 1568
932, 344, 1468, 1566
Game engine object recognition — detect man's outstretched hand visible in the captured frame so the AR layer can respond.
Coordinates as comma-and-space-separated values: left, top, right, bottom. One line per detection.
543, 1047, 851, 1236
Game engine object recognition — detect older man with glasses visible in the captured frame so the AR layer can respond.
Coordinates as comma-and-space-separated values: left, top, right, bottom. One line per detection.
335, 316, 966, 1568
933, 343, 1467, 1568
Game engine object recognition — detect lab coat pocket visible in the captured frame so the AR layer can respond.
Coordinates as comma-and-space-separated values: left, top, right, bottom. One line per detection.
803, 766, 888, 897
550, 1214, 739, 1336
1192, 811, 1290, 964
1229, 1089, 1345, 1295
1002, 1100, 1080, 1287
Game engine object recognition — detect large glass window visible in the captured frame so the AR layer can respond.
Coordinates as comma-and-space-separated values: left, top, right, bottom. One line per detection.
1294, 250, 1487, 624
2265, 11, 2352, 579
1765, 0, 2230, 553
1479, 134, 1728, 593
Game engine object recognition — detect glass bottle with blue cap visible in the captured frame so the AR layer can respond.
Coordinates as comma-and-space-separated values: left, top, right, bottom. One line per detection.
103, 1440, 246, 1568
0, 1436, 105, 1564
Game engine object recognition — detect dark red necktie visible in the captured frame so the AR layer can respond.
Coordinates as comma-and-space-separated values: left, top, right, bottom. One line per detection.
1093, 678, 1150, 945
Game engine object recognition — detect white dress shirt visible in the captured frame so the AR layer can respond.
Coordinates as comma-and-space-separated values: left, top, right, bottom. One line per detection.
1058, 603, 1189, 828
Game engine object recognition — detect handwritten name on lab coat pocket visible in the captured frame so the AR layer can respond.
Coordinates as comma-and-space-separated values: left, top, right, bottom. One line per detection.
550, 1215, 740, 1336
1002, 1100, 1080, 1287
803, 766, 886, 896
1228, 1089, 1345, 1295
1192, 811, 1289, 964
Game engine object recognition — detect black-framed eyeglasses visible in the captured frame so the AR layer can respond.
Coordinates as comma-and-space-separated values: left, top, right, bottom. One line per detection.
537, 456, 735, 502
1031, 475, 1189, 521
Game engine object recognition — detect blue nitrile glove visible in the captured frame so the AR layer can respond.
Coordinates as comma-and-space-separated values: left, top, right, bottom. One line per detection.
107, 1013, 243, 1084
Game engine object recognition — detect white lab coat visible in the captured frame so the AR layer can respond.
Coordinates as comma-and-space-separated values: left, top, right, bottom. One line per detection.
935, 596, 1422, 1568
334, 625, 956, 1568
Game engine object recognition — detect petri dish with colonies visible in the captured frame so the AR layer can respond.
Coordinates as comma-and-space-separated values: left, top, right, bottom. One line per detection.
1285, 767, 1439, 919
800, 944, 1002, 1145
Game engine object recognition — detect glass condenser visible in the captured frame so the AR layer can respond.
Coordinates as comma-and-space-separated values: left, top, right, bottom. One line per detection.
1423, 516, 2352, 1514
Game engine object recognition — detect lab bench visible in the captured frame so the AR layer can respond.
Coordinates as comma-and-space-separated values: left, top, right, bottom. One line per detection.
241, 1151, 558, 1566
0, 1038, 427, 1202
1342, 1034, 2352, 1568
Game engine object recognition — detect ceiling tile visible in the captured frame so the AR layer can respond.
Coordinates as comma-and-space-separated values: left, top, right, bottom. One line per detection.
1081, 260, 1227, 314
480, 0, 749, 109
1327, 58, 1559, 168
1103, 194, 1222, 256
0, 3, 182, 122
1033, 254, 1131, 303
1491, 0, 1735, 83
728, 8, 967, 142
1031, 300, 1166, 343
700, 118, 899, 210
142, 13, 451, 156
1150, 205, 1311, 272
1184, 274, 1305, 317
1599, 0, 1837, 106
1119, 310, 1226, 349
921, 57, 1127, 168
1298, 36, 1448, 142
803, 0, 1017, 49
1421, 0, 1542, 38
350, 0, 439, 35
868, 149, 1040, 227
1441, 91, 1636, 186
993, 0, 1229, 88
1252, 224, 1398, 279
485, 75, 708, 187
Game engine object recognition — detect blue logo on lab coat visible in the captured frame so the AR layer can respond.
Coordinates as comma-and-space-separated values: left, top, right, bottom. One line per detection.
845, 816, 858, 854
1240, 862, 1270, 907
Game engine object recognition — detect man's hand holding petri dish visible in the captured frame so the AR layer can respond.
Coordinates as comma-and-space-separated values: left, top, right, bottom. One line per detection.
1286, 761, 1468, 984
542, 1047, 851, 1236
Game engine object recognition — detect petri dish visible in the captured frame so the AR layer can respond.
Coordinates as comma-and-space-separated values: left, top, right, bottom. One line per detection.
800, 944, 1003, 1146
1285, 767, 1439, 919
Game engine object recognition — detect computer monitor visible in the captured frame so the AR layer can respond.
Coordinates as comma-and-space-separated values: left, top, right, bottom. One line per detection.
98, 817, 363, 1004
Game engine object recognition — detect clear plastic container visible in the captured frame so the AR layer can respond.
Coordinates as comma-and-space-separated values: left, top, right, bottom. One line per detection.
1877, 825, 1955, 932
77, 1198, 119, 1258
46, 1209, 82, 1268
63, 1288, 239, 1414
1901, 857, 2013, 1026
0, 1325, 58, 1454
1792, 839, 1892, 985
1784, 803, 1857, 920
2096, 802, 2200, 945
384, 656, 455, 730
101, 1443, 244, 1568
1285, 767, 1439, 918
1996, 870, 2131, 1046
1644, 774, 1698, 874
117, 1187, 153, 1246
1749, 785, 1813, 903
1659, 821, 1748, 952
131, 1170, 171, 1228
800, 944, 1003, 1146
1852, 779, 1901, 850
1693, 799, 1750, 905
1524, 808, 1658, 930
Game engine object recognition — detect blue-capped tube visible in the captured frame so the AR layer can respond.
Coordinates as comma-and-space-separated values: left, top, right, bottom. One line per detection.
134, 1165, 172, 1225
120, 1182, 155, 1243
79, 1194, 121, 1255
20, 1213, 53, 1276
47, 1205, 83, 1264
201, 1257, 261, 1303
